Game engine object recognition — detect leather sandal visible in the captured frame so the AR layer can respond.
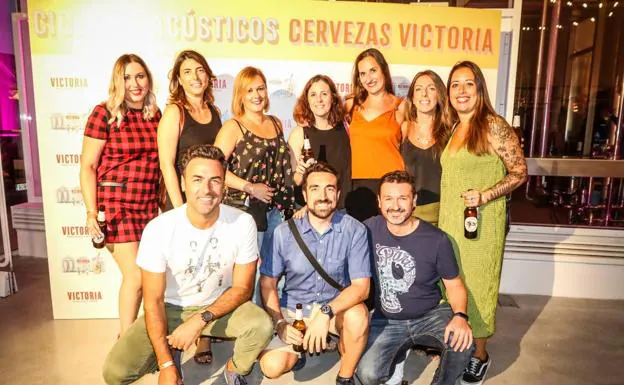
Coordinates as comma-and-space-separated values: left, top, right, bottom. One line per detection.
193, 336, 213, 365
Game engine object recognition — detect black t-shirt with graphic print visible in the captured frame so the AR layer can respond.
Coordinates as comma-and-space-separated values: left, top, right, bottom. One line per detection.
364, 215, 459, 320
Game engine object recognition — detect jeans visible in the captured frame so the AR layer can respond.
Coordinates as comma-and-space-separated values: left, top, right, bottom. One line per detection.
102, 301, 273, 385
254, 207, 284, 304
357, 304, 473, 385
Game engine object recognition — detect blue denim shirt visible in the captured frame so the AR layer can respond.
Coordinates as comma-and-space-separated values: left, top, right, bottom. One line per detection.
260, 211, 371, 315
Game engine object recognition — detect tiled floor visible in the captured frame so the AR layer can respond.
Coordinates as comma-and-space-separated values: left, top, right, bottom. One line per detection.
1, 256, 623, 385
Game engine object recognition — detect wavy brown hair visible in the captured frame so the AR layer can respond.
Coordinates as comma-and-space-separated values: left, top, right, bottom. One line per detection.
106, 54, 158, 124
167, 50, 217, 110
348, 48, 394, 116
404, 70, 452, 153
293, 75, 345, 127
231, 67, 270, 117
447, 61, 498, 156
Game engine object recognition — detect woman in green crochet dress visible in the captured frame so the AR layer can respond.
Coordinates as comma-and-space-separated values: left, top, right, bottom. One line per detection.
438, 61, 527, 385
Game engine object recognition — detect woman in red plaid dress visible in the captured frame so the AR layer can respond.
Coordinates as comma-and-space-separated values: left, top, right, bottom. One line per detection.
79, 54, 161, 335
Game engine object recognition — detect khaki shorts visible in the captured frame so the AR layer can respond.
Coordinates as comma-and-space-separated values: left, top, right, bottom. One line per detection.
265, 304, 340, 355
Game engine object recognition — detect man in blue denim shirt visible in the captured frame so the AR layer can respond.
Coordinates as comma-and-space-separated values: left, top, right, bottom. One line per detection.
358, 171, 473, 385
258, 162, 371, 385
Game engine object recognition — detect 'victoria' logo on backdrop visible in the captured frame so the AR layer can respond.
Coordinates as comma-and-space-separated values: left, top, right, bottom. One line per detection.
56, 154, 80, 165
66, 290, 102, 302
335, 83, 353, 95
212, 78, 227, 89
50, 113, 88, 133
50, 77, 88, 88
56, 186, 83, 205
61, 225, 90, 237
62, 254, 105, 275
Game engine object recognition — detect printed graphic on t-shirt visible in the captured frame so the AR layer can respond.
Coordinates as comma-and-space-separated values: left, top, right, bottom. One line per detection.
181, 236, 224, 294
375, 243, 416, 313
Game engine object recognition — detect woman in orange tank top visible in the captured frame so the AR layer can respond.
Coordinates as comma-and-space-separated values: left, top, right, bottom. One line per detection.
345, 48, 406, 221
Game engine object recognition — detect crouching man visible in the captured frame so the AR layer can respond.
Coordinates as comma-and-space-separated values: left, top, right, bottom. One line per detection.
357, 171, 473, 385
102, 145, 273, 385
258, 162, 371, 385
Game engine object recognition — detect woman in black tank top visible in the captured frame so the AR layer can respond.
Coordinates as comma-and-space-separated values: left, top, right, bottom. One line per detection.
289, 75, 351, 209
214, 67, 294, 237
158, 50, 222, 212
400, 70, 452, 225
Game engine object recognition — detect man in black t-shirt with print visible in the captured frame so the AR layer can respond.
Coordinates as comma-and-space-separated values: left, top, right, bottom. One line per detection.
357, 171, 473, 385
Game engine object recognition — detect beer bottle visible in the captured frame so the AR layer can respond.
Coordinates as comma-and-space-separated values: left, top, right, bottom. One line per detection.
292, 303, 306, 353
302, 132, 314, 165
92, 205, 107, 249
464, 206, 478, 239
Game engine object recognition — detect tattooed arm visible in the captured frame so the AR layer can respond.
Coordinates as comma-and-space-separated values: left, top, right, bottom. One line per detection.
482, 116, 527, 204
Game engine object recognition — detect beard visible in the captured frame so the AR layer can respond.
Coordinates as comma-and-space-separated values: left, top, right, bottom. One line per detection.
383, 208, 411, 225
307, 199, 335, 220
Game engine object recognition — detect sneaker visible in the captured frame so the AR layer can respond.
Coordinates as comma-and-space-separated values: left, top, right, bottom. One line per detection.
461, 355, 491, 385
336, 375, 355, 385
223, 365, 248, 385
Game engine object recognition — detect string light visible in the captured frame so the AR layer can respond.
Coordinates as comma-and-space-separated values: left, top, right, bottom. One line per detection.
590, 16, 596, 21
520, 1, 619, 32
567, 1, 573, 5
573, 21, 579, 26
582, 2, 588, 8
609, 11, 614, 16
615, 2, 619, 8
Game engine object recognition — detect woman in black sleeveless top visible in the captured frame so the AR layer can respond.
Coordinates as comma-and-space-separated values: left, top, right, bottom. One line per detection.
289, 75, 351, 209
400, 70, 452, 225
158, 50, 222, 212
214, 67, 294, 241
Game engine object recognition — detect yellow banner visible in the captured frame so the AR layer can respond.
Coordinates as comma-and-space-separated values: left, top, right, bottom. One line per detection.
29, 0, 501, 68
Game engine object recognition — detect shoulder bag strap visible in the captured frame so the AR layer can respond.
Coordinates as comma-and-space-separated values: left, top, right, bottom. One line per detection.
287, 219, 344, 291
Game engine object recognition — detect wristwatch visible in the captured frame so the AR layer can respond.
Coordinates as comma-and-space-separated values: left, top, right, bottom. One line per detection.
320, 304, 334, 319
201, 310, 215, 324
453, 312, 469, 321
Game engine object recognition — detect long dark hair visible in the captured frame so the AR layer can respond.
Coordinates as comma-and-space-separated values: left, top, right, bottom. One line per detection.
348, 48, 394, 116
293, 75, 345, 127
168, 50, 217, 110
404, 70, 452, 153
447, 61, 498, 156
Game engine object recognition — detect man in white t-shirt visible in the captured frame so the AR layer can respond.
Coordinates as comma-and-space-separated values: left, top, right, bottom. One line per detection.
102, 144, 273, 385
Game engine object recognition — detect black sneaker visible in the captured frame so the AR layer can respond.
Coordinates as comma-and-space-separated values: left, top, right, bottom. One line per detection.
461, 354, 491, 385
223, 365, 248, 385
336, 375, 355, 385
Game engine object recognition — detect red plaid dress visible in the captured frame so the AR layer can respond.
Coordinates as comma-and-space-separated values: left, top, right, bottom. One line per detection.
84, 103, 161, 243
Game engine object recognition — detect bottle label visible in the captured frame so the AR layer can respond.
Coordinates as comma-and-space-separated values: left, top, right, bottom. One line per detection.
295, 309, 304, 320
464, 217, 478, 233
92, 233, 105, 243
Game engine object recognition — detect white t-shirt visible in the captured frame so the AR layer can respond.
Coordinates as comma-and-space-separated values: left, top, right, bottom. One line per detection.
137, 204, 258, 307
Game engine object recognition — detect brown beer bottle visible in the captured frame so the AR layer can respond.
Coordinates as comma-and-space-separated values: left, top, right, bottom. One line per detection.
292, 303, 306, 353
92, 205, 107, 249
464, 206, 478, 239
302, 132, 314, 165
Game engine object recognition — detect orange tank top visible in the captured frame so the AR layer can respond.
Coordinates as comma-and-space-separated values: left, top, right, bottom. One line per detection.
350, 101, 405, 179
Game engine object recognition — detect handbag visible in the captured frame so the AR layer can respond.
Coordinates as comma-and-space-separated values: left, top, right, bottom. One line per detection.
229, 197, 269, 231
157, 104, 185, 211
287, 219, 344, 291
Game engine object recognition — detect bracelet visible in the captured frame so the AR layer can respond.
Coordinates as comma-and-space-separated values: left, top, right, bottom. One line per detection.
453, 312, 469, 321
275, 318, 288, 331
158, 360, 175, 370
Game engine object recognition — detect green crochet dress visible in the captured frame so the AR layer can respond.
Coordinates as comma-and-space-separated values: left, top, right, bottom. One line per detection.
438, 145, 506, 338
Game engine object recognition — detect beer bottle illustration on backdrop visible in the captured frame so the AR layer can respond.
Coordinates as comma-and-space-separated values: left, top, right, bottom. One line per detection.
92, 205, 107, 249
464, 205, 478, 239
292, 303, 307, 353
302, 132, 314, 166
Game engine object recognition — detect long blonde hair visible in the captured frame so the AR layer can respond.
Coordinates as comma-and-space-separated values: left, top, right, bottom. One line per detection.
106, 54, 158, 124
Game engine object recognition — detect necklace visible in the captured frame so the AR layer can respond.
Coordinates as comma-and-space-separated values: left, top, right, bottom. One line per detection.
414, 135, 434, 146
